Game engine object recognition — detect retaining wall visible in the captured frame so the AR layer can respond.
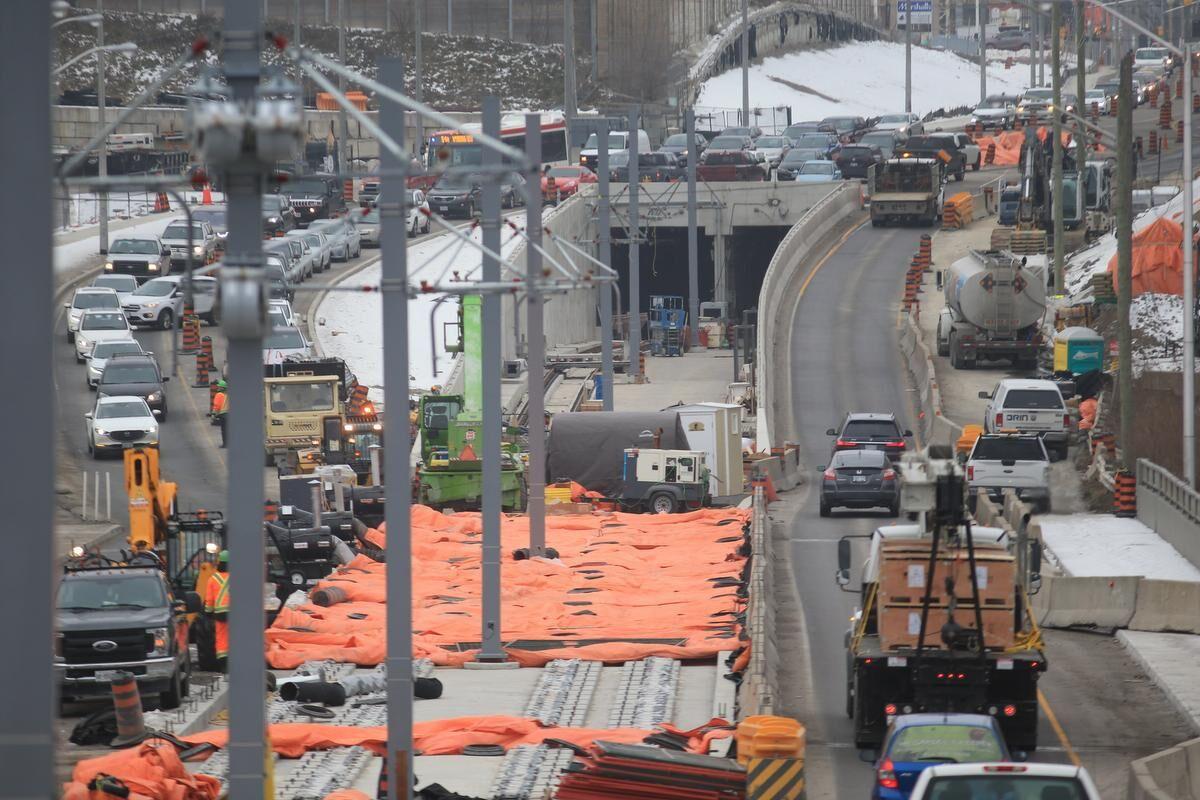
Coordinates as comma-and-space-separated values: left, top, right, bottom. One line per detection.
898, 312, 962, 451
739, 486, 776, 718
1138, 459, 1200, 572
1129, 736, 1200, 800
755, 182, 863, 451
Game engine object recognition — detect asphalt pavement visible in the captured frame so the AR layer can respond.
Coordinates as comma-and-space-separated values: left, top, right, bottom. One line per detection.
774, 168, 1193, 799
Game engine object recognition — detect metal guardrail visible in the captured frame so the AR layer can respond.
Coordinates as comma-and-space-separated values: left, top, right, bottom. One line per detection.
740, 485, 775, 719
1138, 458, 1200, 528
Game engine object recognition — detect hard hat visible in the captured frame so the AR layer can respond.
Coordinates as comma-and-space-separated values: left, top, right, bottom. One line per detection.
218, 549, 229, 564
216, 379, 227, 389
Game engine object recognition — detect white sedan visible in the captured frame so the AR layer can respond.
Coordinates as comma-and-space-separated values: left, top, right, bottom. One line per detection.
85, 395, 159, 458
74, 309, 134, 363
262, 326, 312, 365
86, 340, 146, 389
408, 190, 432, 237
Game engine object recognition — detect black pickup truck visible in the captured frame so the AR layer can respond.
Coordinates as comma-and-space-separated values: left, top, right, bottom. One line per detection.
278, 173, 346, 228
900, 134, 967, 182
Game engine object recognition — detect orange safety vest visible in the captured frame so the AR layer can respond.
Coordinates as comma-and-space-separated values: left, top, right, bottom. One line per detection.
211, 390, 227, 416
204, 571, 230, 614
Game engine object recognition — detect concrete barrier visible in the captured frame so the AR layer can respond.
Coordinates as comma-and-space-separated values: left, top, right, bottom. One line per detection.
899, 314, 963, 450
1128, 737, 1200, 800
756, 183, 863, 451
1031, 575, 1139, 629
740, 486, 777, 718
1128, 580, 1200, 634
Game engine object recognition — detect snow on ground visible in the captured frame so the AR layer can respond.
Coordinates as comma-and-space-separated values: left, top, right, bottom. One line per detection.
696, 40, 1031, 122
58, 189, 225, 229
315, 216, 527, 403
1040, 514, 1200, 581
53, 216, 179, 276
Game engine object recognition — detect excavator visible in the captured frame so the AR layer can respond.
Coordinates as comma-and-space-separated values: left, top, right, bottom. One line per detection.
994, 128, 1086, 256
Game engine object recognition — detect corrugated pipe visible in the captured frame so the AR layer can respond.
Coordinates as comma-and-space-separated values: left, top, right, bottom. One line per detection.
332, 537, 355, 565
309, 586, 348, 607
280, 675, 443, 706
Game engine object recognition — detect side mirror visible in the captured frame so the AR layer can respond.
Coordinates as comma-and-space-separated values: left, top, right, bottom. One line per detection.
84, 412, 93, 420
162, 247, 171, 255
162, 376, 170, 382
903, 430, 914, 437
64, 303, 71, 309
837, 537, 851, 581
978, 390, 992, 399
826, 428, 838, 436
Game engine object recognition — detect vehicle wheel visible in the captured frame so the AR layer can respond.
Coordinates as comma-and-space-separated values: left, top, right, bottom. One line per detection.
75, 350, 85, 364
955, 169, 965, 182
87, 434, 95, 457
871, 218, 881, 227
819, 499, 831, 518
648, 492, 678, 514
888, 499, 901, 517
181, 660, 192, 698
158, 309, 174, 330
159, 668, 183, 710
67, 331, 75, 343
423, 218, 431, 234
972, 156, 981, 171
949, 337, 962, 369
937, 338, 950, 358
468, 200, 477, 219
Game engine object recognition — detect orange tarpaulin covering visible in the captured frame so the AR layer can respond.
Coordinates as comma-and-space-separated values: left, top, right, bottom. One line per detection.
1106, 216, 1199, 296
974, 131, 1026, 166
62, 741, 220, 800
266, 505, 749, 669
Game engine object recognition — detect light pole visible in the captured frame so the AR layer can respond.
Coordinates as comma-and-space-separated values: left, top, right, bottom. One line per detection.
51, 41, 134, 77
52, 13, 103, 29
905, 0, 913, 113
978, 0, 987, 103
741, 0, 749, 126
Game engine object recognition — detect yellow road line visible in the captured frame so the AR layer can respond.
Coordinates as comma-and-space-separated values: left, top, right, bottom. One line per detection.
795, 218, 869, 299
1038, 688, 1082, 767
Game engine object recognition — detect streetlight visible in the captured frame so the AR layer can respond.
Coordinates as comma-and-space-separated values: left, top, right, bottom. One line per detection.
53, 13, 102, 29
53, 42, 136, 76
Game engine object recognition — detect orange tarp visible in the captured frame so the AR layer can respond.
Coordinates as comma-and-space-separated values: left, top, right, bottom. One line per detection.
265, 505, 749, 669
974, 131, 1026, 166
63, 741, 220, 800
1106, 216, 1198, 296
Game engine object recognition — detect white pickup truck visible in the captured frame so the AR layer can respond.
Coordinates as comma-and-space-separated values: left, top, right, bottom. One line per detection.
979, 378, 1071, 461
966, 433, 1052, 513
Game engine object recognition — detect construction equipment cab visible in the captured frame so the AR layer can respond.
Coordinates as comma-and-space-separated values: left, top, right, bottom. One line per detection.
263, 357, 354, 469
56, 552, 201, 710
618, 448, 709, 514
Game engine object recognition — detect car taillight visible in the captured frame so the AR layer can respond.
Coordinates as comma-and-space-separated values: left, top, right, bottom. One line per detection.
995, 412, 1004, 429
1003, 704, 1017, 717
882, 469, 896, 480
967, 465, 975, 480
884, 703, 898, 715
877, 758, 899, 790
836, 439, 852, 448
983, 764, 1027, 773
823, 468, 837, 480
885, 440, 905, 448
1063, 413, 1071, 428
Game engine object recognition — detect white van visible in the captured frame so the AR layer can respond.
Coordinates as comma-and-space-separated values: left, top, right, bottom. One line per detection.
1134, 47, 1171, 71
580, 129, 651, 172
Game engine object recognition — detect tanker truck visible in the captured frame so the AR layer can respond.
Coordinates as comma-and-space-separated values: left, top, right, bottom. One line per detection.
935, 250, 1048, 371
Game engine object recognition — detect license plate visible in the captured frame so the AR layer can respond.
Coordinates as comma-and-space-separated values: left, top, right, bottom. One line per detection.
95, 670, 124, 683
440, 206, 450, 212
852, 476, 868, 483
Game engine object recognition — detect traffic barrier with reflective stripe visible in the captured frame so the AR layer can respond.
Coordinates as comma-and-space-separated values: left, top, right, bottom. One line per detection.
1114, 469, 1137, 517
109, 671, 148, 747
746, 757, 805, 800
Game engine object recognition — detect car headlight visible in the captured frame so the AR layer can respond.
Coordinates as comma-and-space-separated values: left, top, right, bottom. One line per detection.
193, 245, 204, 255
147, 627, 169, 658
148, 263, 159, 271
308, 207, 316, 214
54, 632, 64, 662
104, 262, 114, 271
268, 216, 278, 224
94, 428, 109, 437
147, 391, 162, 402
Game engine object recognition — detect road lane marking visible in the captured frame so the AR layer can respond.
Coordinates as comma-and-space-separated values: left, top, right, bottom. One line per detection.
1038, 688, 1082, 767
796, 218, 870, 299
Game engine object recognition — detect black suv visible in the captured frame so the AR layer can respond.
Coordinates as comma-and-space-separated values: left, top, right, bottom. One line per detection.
826, 412, 913, 458
55, 561, 199, 709
262, 193, 298, 236
901, 135, 966, 181
278, 173, 347, 228
610, 151, 683, 183
97, 353, 169, 420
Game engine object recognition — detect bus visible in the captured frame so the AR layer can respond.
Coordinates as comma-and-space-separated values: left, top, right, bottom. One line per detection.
425, 113, 569, 171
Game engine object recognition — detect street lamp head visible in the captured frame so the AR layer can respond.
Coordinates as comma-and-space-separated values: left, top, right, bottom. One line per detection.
51, 0, 71, 19
111, 42, 139, 55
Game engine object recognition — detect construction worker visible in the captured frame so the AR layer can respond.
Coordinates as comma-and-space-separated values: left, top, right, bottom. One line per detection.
203, 549, 230, 673
212, 380, 228, 448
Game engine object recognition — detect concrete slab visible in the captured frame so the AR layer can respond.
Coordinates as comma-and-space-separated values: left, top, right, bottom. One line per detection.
674, 665, 720, 730
1119, 630, 1200, 734
613, 349, 741, 413
415, 755, 502, 795
416, 666, 544, 721
1040, 514, 1200, 581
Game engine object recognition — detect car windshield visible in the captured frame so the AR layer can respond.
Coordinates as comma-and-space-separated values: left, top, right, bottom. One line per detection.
784, 124, 819, 137
303, 234, 322, 247
861, 136, 895, 155
1097, 83, 1119, 94
269, 381, 335, 412
721, 127, 751, 136
81, 312, 127, 331
978, 98, 1008, 109
58, 574, 166, 611
74, 292, 119, 310
435, 172, 478, 190
708, 136, 746, 149
889, 724, 1005, 763
755, 136, 786, 148
356, 208, 380, 225
972, 438, 1046, 461
109, 239, 160, 255
1002, 389, 1064, 409
583, 132, 627, 149
663, 134, 690, 146
823, 117, 857, 128
93, 276, 138, 292
264, 328, 306, 349
843, 420, 900, 439
702, 151, 748, 165
799, 162, 835, 175
133, 280, 175, 298
548, 166, 584, 178
839, 147, 872, 157
92, 342, 142, 360
1137, 47, 1168, 61
879, 114, 912, 123
1085, 90, 1105, 99
781, 151, 814, 165
281, 178, 329, 195
97, 400, 150, 419
102, 363, 158, 384
192, 208, 226, 227
162, 223, 201, 239
262, 195, 286, 210
1024, 88, 1054, 100
796, 134, 833, 147
921, 776, 1086, 799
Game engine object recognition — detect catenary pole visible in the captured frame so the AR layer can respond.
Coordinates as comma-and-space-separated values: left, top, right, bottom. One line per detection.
686, 109, 700, 348
1182, 39, 1196, 486
477, 95, 505, 661
1116, 52, 1134, 472
379, 57, 414, 800
629, 105, 641, 381
598, 122, 614, 410
978, 0, 987, 103
1076, 0, 1087, 178
222, 0, 267, 796
564, 0, 577, 133
98, 0, 108, 254
905, 0, 913, 113
415, 1, 424, 102
741, 0, 749, 126
1052, 0, 1065, 294
338, 0, 350, 174
525, 114, 548, 555
1, 1, 54, 796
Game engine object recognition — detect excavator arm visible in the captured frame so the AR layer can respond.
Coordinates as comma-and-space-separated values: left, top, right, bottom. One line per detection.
123, 446, 177, 553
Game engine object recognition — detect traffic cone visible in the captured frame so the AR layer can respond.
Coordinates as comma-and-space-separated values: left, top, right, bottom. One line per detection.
108, 672, 148, 747
201, 183, 213, 205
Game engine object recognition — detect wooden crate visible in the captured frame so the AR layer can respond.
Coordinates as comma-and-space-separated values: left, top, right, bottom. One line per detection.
878, 542, 1015, 607
879, 603, 1017, 651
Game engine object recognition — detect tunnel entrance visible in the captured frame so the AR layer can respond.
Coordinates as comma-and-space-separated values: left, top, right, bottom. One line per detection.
609, 225, 790, 319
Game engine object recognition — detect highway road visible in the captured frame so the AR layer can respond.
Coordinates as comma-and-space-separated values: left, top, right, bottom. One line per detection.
775, 170, 1193, 799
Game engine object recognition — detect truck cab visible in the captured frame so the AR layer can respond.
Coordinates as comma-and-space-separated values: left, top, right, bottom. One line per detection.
868, 158, 945, 227
979, 379, 1070, 461
264, 359, 352, 468
56, 559, 200, 709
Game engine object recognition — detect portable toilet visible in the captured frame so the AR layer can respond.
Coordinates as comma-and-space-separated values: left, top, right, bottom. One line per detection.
1053, 327, 1104, 375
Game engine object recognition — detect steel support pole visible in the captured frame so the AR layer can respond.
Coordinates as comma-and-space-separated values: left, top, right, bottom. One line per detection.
1183, 40, 1196, 486
338, 0, 350, 174
447, 0, 453, 35
525, 114, 547, 554
98, 0, 109, 254
415, 1, 424, 102
509, 0, 514, 39
564, 0, 577, 127
379, 58, 414, 800
978, 0, 987, 103
905, 0, 913, 113
222, 2, 267, 797
1052, 0, 1065, 295
477, 96, 505, 661
598, 123, 614, 410
1076, 0, 1088, 176
1117, 52, 1134, 472
628, 105, 641, 381
686, 109, 700, 348
741, 0, 750, 126
1032, 8, 1038, 87
1, 3, 53, 797
590, 0, 598, 84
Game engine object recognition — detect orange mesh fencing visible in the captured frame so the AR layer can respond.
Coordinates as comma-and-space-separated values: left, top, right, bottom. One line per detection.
1106, 216, 1199, 296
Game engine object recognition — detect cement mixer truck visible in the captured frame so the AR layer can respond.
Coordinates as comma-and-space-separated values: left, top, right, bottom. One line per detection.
935, 250, 1048, 371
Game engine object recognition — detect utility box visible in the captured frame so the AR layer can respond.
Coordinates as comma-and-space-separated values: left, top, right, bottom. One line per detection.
667, 402, 744, 500
1052, 327, 1104, 375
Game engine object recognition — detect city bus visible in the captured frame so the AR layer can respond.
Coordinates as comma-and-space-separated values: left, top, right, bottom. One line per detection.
425, 113, 569, 170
